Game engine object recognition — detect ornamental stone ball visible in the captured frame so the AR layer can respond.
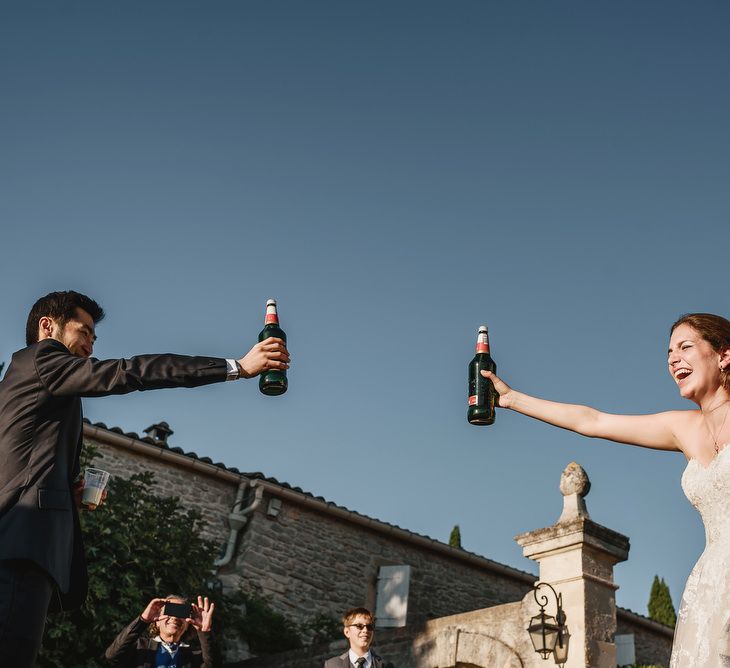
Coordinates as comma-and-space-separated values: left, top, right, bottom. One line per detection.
558, 462, 591, 522
560, 461, 591, 498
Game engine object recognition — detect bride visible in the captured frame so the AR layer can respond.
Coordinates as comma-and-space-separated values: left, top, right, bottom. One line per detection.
482, 313, 730, 667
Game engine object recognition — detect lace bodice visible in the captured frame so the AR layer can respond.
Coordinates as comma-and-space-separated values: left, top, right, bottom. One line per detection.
671, 444, 730, 667
682, 446, 730, 547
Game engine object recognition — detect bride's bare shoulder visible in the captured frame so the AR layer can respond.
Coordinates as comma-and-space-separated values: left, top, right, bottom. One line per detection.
664, 409, 703, 453
664, 408, 701, 423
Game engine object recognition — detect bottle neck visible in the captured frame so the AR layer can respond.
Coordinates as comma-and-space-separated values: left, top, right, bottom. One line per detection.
265, 305, 279, 325
475, 332, 490, 354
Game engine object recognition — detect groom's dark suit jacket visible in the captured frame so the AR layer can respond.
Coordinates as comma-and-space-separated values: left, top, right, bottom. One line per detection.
0, 338, 228, 609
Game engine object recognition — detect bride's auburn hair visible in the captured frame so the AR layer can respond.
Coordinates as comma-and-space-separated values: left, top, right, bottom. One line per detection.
671, 313, 730, 391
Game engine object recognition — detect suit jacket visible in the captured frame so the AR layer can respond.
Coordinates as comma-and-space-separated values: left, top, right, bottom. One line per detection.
104, 616, 215, 668
0, 339, 228, 609
324, 650, 391, 668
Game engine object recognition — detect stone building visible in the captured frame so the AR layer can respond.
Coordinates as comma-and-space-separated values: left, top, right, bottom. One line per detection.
84, 420, 674, 667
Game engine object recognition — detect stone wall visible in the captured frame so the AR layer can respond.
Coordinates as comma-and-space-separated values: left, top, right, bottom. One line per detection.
227, 490, 534, 631
233, 600, 541, 668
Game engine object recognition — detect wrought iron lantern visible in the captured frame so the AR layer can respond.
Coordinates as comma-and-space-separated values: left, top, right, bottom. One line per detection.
553, 624, 570, 665
527, 582, 570, 666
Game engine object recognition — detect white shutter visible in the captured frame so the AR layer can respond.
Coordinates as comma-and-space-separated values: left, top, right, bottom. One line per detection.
615, 634, 635, 667
375, 564, 410, 628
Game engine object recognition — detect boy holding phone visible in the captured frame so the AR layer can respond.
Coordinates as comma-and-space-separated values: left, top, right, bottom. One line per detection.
105, 595, 215, 667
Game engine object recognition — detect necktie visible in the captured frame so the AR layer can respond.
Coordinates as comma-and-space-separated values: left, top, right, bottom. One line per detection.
356, 658, 366, 668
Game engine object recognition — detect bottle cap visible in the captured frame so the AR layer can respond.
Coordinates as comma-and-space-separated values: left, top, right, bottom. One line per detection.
266, 299, 277, 306
478, 325, 488, 333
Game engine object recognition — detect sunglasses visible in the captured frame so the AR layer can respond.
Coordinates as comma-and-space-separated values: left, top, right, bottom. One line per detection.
348, 623, 375, 631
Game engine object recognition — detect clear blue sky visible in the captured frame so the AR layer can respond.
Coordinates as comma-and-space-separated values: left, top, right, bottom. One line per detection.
1, 1, 728, 617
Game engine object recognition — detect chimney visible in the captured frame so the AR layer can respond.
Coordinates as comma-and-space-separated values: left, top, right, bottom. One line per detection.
144, 421, 174, 444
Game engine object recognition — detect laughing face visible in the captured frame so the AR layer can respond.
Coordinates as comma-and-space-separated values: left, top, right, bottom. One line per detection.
51, 308, 97, 358
668, 323, 725, 403
156, 598, 190, 643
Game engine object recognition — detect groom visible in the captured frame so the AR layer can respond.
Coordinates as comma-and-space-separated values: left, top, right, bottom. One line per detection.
0, 290, 290, 667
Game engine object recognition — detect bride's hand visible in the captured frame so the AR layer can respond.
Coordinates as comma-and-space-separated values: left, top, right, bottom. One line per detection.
480, 370, 514, 408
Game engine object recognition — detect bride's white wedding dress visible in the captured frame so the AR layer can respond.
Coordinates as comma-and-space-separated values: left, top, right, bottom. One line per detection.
671, 445, 730, 667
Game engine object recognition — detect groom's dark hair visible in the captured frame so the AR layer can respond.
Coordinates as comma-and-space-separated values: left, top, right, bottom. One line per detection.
26, 291, 105, 345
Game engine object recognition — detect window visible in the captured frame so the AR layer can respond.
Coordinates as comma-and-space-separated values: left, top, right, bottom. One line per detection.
375, 565, 410, 628
615, 634, 636, 667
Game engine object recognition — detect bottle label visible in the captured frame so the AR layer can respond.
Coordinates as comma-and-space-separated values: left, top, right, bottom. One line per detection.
468, 395, 478, 406
475, 330, 490, 354
265, 303, 279, 325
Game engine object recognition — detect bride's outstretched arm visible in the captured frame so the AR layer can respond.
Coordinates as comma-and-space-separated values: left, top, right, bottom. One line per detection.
482, 370, 684, 452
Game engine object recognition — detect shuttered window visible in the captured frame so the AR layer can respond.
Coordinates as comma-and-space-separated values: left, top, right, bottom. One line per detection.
375, 564, 410, 628
615, 634, 636, 667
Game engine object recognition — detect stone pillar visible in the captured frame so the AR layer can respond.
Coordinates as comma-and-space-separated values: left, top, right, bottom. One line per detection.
515, 463, 630, 668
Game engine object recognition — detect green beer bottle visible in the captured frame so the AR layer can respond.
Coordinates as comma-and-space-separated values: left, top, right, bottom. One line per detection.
258, 299, 288, 396
468, 325, 496, 425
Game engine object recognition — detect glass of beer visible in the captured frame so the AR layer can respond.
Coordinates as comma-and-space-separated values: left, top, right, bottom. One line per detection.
82, 468, 110, 510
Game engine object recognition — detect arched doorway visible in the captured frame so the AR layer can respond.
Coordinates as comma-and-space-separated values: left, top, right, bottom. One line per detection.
451, 630, 524, 668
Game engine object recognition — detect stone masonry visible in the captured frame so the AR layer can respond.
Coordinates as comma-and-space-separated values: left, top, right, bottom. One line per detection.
229, 489, 533, 626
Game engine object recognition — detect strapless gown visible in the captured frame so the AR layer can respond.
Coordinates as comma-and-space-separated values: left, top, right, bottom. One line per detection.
671, 445, 730, 667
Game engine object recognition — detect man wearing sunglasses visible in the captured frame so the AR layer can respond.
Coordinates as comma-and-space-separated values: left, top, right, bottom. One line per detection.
324, 607, 391, 668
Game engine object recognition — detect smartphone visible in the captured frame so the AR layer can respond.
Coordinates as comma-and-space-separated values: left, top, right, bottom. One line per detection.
164, 602, 192, 619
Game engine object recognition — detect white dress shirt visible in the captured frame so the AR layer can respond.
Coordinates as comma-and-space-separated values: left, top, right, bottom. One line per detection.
348, 648, 372, 668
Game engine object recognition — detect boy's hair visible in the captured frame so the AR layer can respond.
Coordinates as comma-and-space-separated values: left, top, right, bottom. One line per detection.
342, 607, 374, 627
26, 290, 105, 345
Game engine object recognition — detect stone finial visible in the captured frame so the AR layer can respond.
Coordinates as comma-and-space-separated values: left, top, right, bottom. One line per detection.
560, 461, 591, 497
558, 461, 590, 522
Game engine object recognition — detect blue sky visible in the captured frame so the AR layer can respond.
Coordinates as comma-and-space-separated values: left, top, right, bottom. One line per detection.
1, 1, 728, 616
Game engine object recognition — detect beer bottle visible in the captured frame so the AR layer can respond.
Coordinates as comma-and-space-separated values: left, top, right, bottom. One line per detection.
258, 299, 288, 396
468, 325, 496, 425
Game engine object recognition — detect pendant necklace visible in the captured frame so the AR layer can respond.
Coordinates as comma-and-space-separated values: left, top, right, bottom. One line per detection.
703, 401, 730, 454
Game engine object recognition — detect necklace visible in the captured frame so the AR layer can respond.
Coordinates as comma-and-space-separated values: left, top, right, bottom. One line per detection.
705, 398, 730, 413
703, 402, 730, 454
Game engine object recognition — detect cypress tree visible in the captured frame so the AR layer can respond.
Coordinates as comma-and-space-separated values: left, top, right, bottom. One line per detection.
449, 524, 462, 549
647, 575, 677, 627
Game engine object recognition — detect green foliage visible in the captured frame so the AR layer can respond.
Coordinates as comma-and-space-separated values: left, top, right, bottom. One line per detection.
449, 524, 462, 549
37, 444, 320, 665
233, 590, 302, 654
217, 588, 339, 654
304, 612, 342, 645
39, 470, 222, 668
647, 575, 677, 627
